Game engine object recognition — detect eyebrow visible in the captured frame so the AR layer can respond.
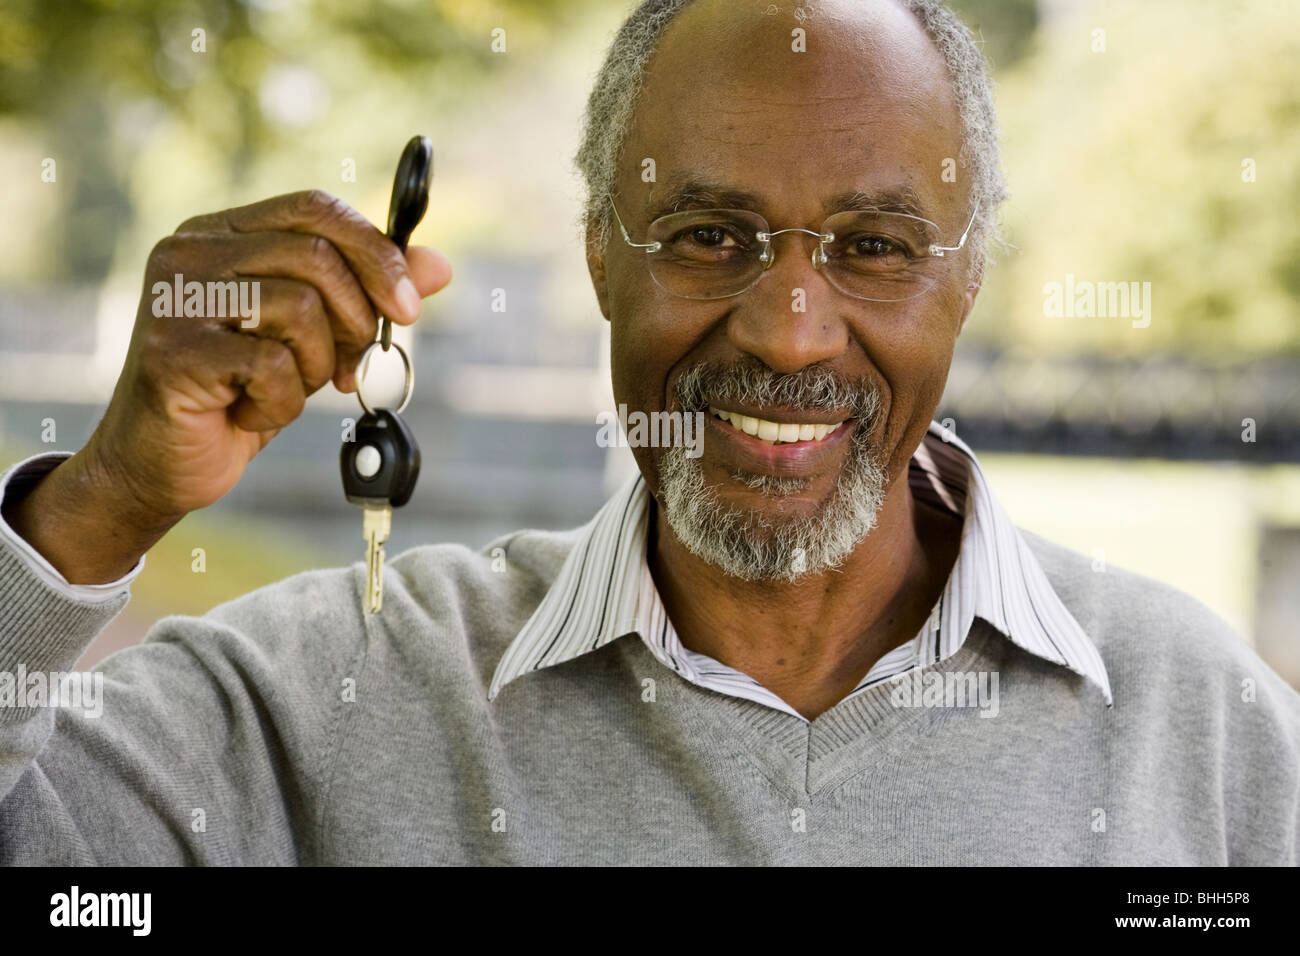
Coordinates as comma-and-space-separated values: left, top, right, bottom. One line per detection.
643, 179, 932, 223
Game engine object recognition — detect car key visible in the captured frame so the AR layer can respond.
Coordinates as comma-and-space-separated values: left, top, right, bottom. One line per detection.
341, 409, 421, 613
341, 135, 433, 613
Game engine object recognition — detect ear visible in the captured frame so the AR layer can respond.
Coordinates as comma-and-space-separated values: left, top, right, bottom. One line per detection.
585, 224, 612, 322
956, 260, 984, 336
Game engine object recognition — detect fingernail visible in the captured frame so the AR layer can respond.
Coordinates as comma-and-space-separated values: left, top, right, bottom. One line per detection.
396, 277, 421, 320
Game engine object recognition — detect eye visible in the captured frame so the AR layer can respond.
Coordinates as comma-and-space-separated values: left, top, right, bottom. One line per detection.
672, 224, 739, 248
851, 234, 906, 258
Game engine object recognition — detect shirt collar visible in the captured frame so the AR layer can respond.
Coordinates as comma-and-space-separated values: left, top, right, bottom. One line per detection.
488, 421, 1112, 706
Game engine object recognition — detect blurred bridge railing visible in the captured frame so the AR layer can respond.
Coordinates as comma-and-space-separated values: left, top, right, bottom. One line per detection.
939, 346, 1300, 462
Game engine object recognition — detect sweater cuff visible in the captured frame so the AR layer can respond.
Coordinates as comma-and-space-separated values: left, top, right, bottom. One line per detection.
0, 452, 146, 602
0, 541, 131, 701
0, 454, 135, 693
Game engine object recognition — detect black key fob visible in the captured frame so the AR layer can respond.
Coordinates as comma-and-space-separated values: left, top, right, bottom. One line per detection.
341, 410, 421, 507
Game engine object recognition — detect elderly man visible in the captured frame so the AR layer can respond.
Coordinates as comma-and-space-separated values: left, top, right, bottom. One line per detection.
0, 0, 1296, 865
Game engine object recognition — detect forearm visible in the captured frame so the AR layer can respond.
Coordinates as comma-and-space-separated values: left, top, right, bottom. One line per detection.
0, 525, 130, 820
0, 522, 353, 864
1, 445, 177, 585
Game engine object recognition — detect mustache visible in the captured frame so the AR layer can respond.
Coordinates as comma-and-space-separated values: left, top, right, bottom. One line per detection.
673, 357, 881, 423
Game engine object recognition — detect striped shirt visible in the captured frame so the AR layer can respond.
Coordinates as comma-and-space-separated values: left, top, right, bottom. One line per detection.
488, 420, 1113, 718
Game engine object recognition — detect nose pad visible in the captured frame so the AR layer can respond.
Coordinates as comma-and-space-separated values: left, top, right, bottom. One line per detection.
727, 230, 850, 373
757, 232, 827, 271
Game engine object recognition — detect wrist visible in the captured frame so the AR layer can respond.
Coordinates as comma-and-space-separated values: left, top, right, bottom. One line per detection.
3, 445, 179, 585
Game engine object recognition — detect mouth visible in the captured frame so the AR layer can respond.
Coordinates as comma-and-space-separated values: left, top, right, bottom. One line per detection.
697, 402, 856, 479
707, 405, 848, 445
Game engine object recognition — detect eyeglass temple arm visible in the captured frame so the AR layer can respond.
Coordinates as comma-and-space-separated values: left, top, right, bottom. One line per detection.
928, 205, 979, 257
607, 193, 661, 251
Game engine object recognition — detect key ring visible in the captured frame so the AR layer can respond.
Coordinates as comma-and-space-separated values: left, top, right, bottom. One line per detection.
355, 339, 414, 416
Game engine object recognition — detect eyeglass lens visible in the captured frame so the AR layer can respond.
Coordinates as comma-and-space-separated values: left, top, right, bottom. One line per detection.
642, 208, 944, 302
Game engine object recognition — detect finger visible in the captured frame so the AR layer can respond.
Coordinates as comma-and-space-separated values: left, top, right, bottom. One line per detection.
208, 278, 337, 394
154, 231, 379, 363
222, 333, 308, 432
405, 245, 452, 297
177, 190, 422, 324
164, 324, 309, 431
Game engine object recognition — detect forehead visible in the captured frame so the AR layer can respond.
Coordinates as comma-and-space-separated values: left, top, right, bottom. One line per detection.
623, 0, 964, 220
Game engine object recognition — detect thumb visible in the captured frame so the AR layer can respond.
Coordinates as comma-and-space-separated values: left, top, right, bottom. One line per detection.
404, 245, 453, 298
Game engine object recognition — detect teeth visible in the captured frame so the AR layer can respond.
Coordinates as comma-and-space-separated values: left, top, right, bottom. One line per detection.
708, 406, 845, 445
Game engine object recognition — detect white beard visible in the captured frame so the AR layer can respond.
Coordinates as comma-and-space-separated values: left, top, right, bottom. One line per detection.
656, 364, 887, 583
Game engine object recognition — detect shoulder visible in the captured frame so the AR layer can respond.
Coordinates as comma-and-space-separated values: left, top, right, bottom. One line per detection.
385, 525, 582, 619
379, 525, 584, 665
179, 525, 584, 677
154, 561, 373, 689
1019, 526, 1300, 727
1020, 527, 1300, 862
1021, 529, 1227, 646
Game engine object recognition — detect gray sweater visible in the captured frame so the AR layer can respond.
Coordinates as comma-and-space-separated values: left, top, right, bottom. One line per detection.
1, 519, 1297, 865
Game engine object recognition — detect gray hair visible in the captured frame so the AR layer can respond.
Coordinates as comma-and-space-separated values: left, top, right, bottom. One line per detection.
573, 0, 1008, 275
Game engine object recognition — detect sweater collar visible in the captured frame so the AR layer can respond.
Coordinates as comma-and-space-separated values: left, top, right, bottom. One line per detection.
488, 421, 1112, 707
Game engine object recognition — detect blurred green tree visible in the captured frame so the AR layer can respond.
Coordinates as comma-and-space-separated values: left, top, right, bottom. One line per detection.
948, 0, 1039, 69
0, 0, 580, 282
967, 0, 1300, 357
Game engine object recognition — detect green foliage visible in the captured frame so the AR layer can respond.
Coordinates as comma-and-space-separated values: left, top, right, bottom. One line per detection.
0, 0, 586, 281
967, 0, 1300, 357
948, 0, 1040, 69
3, 0, 1296, 358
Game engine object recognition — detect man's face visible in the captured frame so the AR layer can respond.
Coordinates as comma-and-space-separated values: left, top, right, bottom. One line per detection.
589, 0, 979, 579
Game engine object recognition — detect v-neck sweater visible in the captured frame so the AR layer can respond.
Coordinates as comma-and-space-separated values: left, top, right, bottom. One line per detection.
1, 517, 1297, 865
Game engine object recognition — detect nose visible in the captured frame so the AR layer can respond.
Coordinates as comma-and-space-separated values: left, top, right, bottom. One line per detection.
726, 230, 849, 374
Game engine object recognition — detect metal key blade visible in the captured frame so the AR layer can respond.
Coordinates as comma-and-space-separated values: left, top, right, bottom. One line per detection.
363, 504, 392, 613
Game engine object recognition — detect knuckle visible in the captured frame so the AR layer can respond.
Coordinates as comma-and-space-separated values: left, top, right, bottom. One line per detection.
291, 280, 323, 317
137, 321, 171, 357
297, 188, 345, 219
259, 340, 297, 380
305, 233, 343, 274
134, 330, 170, 384
148, 234, 186, 273
174, 212, 210, 234
132, 330, 185, 398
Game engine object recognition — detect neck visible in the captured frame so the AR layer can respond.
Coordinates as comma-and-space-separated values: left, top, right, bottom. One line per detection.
649, 470, 959, 720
